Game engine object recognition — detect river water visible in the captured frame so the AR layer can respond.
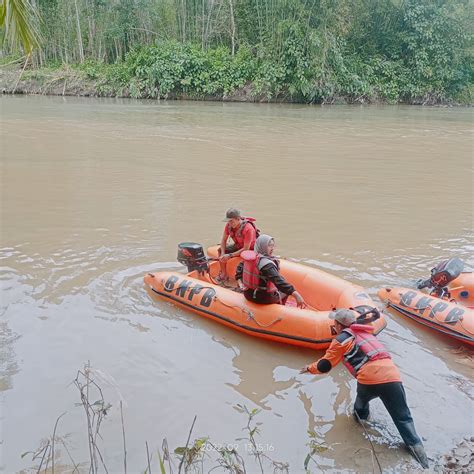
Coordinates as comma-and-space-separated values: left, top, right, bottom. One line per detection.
1, 95, 473, 473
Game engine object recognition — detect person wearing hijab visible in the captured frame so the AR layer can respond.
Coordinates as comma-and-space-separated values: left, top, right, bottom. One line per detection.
235, 234, 306, 308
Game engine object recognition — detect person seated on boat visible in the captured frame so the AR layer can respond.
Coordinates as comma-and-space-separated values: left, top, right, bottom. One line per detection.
217, 208, 258, 282
300, 309, 429, 469
235, 234, 306, 308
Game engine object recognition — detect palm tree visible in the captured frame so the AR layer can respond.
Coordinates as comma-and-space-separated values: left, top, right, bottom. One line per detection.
1, 0, 41, 54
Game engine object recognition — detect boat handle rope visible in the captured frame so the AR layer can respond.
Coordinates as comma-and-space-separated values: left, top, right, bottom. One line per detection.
243, 309, 283, 328
214, 298, 283, 328
153, 277, 283, 328
459, 319, 474, 336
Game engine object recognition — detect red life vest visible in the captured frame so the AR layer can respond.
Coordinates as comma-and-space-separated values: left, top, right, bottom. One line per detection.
241, 250, 277, 293
227, 217, 258, 249
341, 324, 391, 377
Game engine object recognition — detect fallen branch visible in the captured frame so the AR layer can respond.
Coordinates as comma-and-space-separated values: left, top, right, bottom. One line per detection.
12, 54, 30, 94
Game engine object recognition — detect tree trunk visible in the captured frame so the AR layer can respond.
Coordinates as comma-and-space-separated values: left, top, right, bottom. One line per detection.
229, 0, 236, 55
74, 0, 85, 63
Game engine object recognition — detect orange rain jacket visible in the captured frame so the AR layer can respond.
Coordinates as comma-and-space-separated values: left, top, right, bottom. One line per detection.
307, 327, 401, 385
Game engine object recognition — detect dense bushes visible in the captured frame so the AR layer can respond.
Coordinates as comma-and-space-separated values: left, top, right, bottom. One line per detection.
4, 0, 472, 104
82, 29, 470, 104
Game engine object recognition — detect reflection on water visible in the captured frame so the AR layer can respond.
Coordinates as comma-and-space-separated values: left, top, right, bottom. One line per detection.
1, 95, 472, 472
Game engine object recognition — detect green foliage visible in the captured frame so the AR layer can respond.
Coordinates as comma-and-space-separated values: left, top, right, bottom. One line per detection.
304, 429, 328, 470
157, 449, 166, 474
4, 0, 471, 104
0, 53, 23, 65
104, 40, 258, 99
400, 0, 472, 100
345, 0, 473, 103
1, 0, 41, 54
173, 436, 208, 471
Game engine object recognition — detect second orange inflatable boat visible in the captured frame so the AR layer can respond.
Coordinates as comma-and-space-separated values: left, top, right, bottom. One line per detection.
378, 272, 474, 347
145, 244, 386, 349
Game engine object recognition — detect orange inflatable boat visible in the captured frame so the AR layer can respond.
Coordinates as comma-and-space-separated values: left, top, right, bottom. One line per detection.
144, 244, 386, 350
378, 258, 474, 346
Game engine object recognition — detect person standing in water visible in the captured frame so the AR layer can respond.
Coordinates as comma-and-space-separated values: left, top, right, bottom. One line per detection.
300, 308, 429, 469
235, 234, 306, 308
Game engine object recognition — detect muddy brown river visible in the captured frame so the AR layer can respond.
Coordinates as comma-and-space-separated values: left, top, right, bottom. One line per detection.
1, 95, 473, 472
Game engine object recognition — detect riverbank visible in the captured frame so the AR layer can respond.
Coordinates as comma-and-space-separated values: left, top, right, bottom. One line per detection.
1, 57, 471, 106
0, 62, 260, 103
2, 2, 472, 107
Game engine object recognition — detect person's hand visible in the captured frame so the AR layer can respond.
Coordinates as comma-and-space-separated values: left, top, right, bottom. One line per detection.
219, 253, 232, 262
238, 279, 246, 290
293, 291, 306, 309
299, 365, 310, 374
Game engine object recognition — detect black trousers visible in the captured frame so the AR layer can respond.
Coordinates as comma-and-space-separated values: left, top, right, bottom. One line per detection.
243, 288, 288, 305
354, 381, 422, 447
218, 244, 240, 255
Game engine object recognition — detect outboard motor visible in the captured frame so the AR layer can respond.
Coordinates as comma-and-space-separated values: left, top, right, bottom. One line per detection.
416, 257, 464, 297
177, 242, 209, 274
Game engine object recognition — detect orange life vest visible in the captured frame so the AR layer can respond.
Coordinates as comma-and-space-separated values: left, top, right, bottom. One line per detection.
227, 217, 258, 249
241, 250, 277, 293
341, 324, 391, 377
